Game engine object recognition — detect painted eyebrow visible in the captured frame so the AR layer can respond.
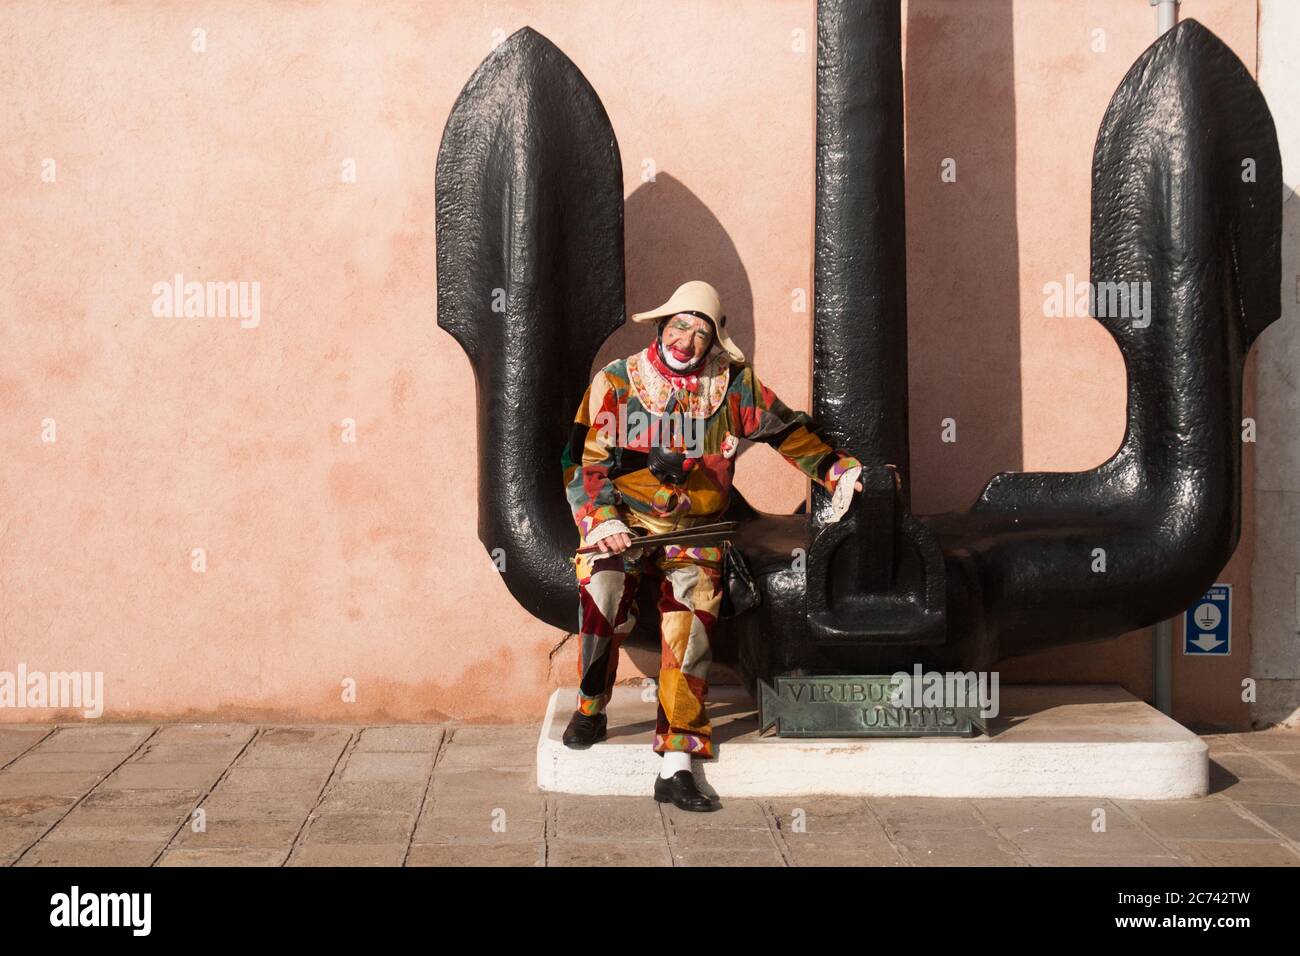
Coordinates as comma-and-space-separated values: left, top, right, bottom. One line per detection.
670, 319, 711, 336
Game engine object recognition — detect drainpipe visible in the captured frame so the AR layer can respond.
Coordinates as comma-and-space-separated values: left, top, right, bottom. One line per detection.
1151, 0, 1180, 35
1150, 0, 1179, 716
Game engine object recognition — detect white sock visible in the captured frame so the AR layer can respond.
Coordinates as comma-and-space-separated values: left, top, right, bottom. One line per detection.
660, 751, 692, 778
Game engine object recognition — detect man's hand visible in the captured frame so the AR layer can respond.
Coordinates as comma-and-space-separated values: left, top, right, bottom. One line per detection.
597, 532, 634, 554
885, 463, 902, 493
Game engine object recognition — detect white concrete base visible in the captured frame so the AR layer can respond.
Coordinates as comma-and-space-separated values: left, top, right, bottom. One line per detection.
536, 684, 1208, 799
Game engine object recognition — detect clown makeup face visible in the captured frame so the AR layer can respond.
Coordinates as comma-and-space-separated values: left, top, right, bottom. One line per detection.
660, 312, 714, 371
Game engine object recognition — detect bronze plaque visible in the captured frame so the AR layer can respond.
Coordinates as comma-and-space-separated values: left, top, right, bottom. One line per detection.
758, 675, 988, 737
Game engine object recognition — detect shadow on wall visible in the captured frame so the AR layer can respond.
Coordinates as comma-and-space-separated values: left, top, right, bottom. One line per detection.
591, 172, 755, 377
591, 172, 758, 477
591, 3, 1023, 518
904, 0, 1021, 515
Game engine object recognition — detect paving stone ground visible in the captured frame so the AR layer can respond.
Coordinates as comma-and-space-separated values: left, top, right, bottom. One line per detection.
0, 722, 1297, 866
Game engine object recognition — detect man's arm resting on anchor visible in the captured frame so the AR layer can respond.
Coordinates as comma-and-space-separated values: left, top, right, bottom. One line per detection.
736, 366, 866, 502
735, 366, 907, 520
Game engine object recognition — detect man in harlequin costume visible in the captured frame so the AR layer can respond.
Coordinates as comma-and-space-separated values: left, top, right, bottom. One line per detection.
560, 280, 874, 811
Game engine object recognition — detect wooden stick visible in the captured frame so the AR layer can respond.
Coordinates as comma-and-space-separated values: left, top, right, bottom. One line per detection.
575, 521, 738, 554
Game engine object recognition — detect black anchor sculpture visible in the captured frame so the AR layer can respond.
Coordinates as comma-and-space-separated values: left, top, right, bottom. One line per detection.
435, 0, 1282, 691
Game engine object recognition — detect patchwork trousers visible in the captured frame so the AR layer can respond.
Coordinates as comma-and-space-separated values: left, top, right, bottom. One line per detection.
573, 539, 724, 758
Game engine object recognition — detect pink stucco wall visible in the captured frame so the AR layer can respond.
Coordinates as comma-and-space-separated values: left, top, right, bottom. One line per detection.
0, 0, 1262, 726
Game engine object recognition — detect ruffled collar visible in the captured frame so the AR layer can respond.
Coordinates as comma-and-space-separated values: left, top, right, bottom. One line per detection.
627, 344, 731, 418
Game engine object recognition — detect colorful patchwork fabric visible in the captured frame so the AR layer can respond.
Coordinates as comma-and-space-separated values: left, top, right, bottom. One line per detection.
562, 345, 862, 540
654, 733, 713, 757
660, 544, 723, 563
574, 547, 723, 759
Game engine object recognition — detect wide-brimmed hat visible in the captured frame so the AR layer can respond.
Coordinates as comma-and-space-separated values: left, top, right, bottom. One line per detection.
630, 280, 745, 363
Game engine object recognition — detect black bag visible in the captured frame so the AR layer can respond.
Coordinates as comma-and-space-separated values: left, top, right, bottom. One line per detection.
721, 540, 761, 618
647, 445, 690, 485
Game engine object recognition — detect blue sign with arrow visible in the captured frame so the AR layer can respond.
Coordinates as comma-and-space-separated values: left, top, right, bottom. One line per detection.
1184, 584, 1231, 656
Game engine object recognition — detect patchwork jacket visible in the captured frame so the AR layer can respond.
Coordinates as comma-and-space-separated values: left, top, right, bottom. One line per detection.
562, 343, 863, 546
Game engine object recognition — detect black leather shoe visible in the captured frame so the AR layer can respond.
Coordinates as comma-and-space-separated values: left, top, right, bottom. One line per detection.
562, 710, 607, 749
653, 770, 717, 812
